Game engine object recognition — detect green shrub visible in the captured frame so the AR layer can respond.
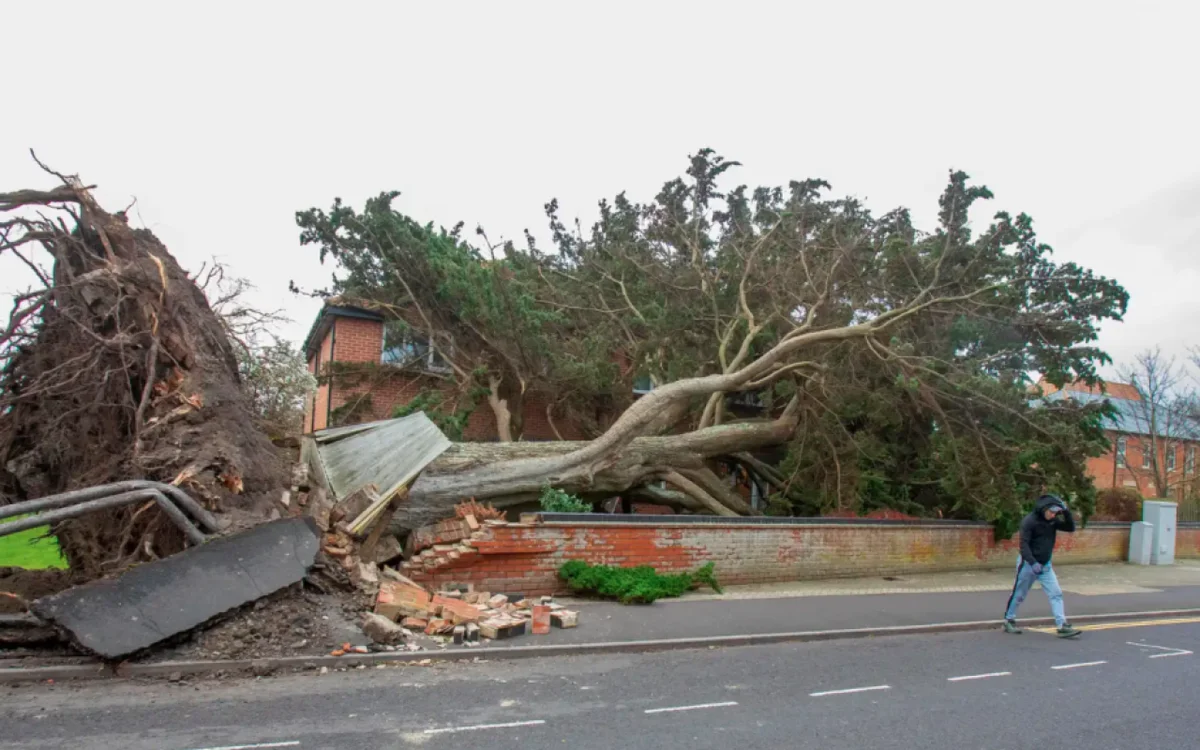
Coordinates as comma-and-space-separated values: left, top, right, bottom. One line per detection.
558, 559, 723, 604
539, 486, 592, 513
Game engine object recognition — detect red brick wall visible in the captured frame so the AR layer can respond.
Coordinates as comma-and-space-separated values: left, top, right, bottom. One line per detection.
401, 519, 1145, 596
1179, 525, 1200, 559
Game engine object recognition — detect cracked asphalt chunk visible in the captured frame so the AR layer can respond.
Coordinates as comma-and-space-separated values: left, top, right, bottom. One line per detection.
30, 517, 320, 659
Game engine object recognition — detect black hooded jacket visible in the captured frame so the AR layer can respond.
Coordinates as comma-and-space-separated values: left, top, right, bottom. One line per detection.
1019, 495, 1076, 566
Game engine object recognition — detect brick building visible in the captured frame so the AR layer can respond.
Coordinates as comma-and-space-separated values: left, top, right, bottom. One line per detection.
301, 302, 587, 440
1039, 379, 1200, 500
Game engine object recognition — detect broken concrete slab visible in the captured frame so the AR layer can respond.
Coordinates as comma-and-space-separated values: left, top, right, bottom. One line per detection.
362, 612, 410, 646
30, 517, 320, 660
371, 535, 404, 565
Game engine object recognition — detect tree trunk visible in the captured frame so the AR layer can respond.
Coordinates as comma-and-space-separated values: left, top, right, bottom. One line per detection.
390, 414, 796, 531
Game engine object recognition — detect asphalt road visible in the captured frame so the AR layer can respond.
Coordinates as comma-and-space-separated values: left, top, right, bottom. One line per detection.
3, 618, 1198, 750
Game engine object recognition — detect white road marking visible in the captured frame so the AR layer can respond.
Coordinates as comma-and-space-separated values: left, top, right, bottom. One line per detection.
1051, 661, 1107, 670
810, 685, 891, 697
947, 671, 1011, 682
187, 743, 300, 750
1127, 641, 1194, 658
644, 701, 739, 714
423, 720, 546, 735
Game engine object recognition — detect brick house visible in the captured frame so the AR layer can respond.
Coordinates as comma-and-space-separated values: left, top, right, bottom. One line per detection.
1039, 379, 1200, 500
301, 302, 588, 440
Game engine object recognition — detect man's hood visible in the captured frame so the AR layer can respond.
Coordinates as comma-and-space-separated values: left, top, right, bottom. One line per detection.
1035, 494, 1064, 515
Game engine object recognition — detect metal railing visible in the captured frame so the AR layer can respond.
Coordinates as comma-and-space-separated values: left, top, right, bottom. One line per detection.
0, 481, 219, 545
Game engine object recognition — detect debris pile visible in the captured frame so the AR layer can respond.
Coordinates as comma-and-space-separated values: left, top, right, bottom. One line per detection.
367, 574, 579, 647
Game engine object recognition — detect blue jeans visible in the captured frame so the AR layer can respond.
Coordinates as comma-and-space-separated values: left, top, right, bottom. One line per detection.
1004, 556, 1067, 627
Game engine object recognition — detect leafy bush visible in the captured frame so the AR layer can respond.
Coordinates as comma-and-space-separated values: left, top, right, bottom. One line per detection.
539, 486, 592, 513
1093, 487, 1143, 522
558, 560, 723, 604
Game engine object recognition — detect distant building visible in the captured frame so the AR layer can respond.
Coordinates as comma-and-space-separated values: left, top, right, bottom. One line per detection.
1039, 379, 1200, 500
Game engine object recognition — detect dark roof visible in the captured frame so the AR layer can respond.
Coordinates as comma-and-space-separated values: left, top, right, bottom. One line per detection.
302, 303, 384, 359
1042, 390, 1200, 441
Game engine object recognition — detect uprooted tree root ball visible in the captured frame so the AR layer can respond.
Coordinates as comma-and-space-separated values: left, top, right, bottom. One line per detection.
0, 158, 289, 579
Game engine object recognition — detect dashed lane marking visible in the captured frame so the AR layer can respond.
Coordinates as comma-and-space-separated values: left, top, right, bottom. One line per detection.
947, 671, 1011, 682
423, 720, 546, 735
644, 701, 739, 714
810, 685, 891, 697
1050, 661, 1107, 670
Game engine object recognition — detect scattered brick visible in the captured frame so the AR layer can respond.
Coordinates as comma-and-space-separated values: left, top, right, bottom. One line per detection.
531, 605, 551, 635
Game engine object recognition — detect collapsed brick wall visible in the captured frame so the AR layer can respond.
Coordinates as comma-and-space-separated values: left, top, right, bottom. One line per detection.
400, 518, 1146, 596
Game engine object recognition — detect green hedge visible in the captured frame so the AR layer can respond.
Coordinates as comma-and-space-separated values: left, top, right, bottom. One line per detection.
558, 560, 722, 604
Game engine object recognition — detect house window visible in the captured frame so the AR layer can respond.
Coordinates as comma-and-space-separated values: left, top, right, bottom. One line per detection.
1166, 443, 1177, 473
1142, 440, 1153, 469
633, 374, 654, 394
1187, 446, 1196, 474
381, 323, 450, 372
1115, 437, 1127, 467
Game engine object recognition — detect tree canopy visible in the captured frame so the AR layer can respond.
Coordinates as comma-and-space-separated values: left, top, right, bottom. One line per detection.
296, 150, 1127, 528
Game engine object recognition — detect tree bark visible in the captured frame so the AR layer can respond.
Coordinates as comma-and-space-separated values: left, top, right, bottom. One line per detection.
391, 414, 796, 531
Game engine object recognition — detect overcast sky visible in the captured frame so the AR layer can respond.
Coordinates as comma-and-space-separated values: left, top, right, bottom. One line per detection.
2, 1, 1196, 378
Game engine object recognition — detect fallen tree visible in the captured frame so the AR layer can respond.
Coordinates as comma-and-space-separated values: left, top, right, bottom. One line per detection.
0, 158, 289, 577
302, 151, 1127, 527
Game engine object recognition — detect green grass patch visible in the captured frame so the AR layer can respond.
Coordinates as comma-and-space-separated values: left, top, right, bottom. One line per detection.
558, 560, 722, 604
0, 519, 68, 570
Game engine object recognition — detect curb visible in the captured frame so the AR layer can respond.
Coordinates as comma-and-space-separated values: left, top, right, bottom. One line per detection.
3, 607, 1199, 684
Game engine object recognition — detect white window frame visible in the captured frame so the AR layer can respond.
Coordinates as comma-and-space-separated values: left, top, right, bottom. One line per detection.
1187, 445, 1196, 475
1142, 440, 1153, 469
1115, 436, 1128, 467
381, 325, 452, 373
1166, 443, 1177, 473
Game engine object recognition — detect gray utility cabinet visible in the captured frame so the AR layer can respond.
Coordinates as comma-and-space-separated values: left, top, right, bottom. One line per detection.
1128, 521, 1153, 565
1142, 500, 1177, 566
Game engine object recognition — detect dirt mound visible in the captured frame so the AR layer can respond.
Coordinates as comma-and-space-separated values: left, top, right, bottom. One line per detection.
142, 585, 364, 662
0, 567, 74, 613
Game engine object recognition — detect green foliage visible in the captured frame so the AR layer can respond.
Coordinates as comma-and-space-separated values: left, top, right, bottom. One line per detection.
329, 393, 374, 427
538, 486, 592, 513
237, 339, 317, 439
0, 520, 67, 570
393, 388, 485, 441
299, 150, 1129, 522
558, 559, 722, 604
692, 561, 724, 594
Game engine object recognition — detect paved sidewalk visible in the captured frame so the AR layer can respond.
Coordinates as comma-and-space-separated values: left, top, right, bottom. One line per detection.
490, 561, 1200, 648
651, 559, 1200, 601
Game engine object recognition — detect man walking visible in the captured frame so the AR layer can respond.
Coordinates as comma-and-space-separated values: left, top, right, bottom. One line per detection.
1003, 494, 1081, 638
